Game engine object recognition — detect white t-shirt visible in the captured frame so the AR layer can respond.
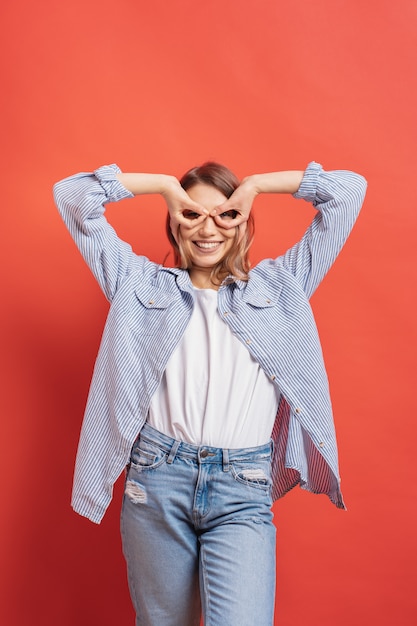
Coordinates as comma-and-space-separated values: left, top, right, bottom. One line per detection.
148, 287, 279, 448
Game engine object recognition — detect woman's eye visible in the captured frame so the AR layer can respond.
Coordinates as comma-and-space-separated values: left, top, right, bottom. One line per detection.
219, 210, 238, 220
182, 210, 201, 220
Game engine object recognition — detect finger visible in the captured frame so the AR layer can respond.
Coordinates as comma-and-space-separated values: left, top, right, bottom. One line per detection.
169, 214, 181, 244
169, 212, 205, 243
210, 200, 244, 218
181, 206, 209, 220
210, 202, 231, 216
213, 217, 246, 230
174, 211, 207, 229
193, 202, 209, 216
212, 212, 248, 229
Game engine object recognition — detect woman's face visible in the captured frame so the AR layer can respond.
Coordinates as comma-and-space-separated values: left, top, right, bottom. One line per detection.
177, 183, 244, 271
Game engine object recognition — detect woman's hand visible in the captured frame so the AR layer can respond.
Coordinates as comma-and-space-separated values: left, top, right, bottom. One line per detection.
116, 172, 208, 239
210, 177, 258, 229
211, 170, 305, 229
162, 178, 209, 240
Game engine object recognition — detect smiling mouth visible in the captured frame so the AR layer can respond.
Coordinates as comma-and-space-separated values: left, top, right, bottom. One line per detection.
193, 241, 222, 250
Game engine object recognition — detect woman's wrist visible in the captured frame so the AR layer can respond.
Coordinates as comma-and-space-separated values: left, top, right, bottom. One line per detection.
239, 175, 261, 198
242, 171, 304, 195
116, 172, 178, 196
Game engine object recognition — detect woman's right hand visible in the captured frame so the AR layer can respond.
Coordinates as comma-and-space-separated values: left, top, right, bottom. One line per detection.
116, 172, 208, 240
162, 178, 208, 241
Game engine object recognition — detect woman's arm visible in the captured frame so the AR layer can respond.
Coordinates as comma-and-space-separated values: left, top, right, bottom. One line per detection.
54, 165, 138, 301
211, 170, 305, 227
116, 172, 208, 240
282, 162, 367, 296
54, 165, 210, 300
212, 162, 367, 296
115, 172, 177, 195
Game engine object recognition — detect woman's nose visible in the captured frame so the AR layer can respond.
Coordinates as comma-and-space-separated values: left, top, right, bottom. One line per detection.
198, 216, 217, 236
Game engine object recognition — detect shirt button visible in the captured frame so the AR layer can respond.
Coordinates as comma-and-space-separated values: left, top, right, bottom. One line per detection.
246, 339, 252, 345
148, 300, 154, 305
266, 299, 271, 304
270, 375, 276, 381
295, 407, 301, 413
223, 312, 229, 316
319, 442, 325, 447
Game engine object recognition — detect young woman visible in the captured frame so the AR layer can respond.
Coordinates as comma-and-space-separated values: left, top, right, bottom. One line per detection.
54, 160, 366, 626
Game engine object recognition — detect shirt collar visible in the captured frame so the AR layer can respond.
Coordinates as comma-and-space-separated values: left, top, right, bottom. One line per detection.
159, 267, 246, 291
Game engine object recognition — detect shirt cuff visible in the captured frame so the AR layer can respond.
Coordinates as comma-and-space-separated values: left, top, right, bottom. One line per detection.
293, 161, 323, 205
94, 164, 135, 203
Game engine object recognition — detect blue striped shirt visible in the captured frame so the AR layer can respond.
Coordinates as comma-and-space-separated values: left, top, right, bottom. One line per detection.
53, 161, 367, 523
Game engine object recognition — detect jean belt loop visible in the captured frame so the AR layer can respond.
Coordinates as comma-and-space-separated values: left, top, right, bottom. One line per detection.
166, 439, 181, 464
222, 448, 230, 472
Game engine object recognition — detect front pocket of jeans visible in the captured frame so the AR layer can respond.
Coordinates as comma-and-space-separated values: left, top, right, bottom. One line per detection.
130, 440, 167, 470
230, 463, 272, 490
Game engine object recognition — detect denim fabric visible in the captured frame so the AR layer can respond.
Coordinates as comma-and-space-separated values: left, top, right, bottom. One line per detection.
120, 423, 276, 626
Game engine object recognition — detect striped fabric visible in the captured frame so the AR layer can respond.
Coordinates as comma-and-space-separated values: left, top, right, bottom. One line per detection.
53, 162, 367, 523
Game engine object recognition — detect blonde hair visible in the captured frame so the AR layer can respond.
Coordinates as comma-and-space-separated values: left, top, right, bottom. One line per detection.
165, 162, 255, 285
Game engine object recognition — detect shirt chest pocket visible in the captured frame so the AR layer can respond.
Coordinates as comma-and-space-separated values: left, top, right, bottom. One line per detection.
127, 285, 175, 336
242, 283, 282, 309
242, 287, 290, 333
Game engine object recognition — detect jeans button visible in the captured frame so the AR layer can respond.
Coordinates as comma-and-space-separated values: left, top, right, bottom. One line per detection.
200, 449, 209, 458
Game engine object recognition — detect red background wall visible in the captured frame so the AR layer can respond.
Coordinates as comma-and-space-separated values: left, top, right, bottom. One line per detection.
1, 1, 416, 624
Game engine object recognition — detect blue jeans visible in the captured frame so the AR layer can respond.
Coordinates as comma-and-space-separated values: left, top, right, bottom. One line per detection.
120, 423, 276, 626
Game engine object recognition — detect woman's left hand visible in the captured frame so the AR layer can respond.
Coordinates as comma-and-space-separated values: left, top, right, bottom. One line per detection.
210, 177, 258, 229
211, 170, 305, 229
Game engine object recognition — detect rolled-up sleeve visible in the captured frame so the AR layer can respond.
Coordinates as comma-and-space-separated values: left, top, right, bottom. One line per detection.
53, 164, 137, 301
283, 161, 367, 297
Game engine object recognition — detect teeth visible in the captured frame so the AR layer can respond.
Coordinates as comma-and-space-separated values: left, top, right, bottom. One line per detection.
195, 242, 220, 249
